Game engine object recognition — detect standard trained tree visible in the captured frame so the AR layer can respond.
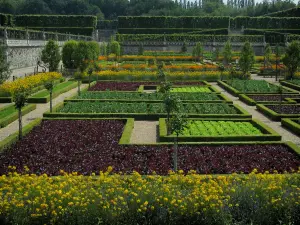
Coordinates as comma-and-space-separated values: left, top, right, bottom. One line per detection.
0, 44, 10, 84
41, 40, 61, 72
192, 42, 203, 62
62, 40, 78, 70
283, 41, 300, 80
222, 40, 232, 65
13, 87, 29, 140
264, 43, 272, 68
239, 41, 255, 76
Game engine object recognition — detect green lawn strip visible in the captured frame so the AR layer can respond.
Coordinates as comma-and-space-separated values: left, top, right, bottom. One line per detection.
0, 104, 36, 128
159, 118, 281, 142
282, 118, 300, 136
0, 118, 42, 152
257, 104, 300, 121
28, 81, 77, 103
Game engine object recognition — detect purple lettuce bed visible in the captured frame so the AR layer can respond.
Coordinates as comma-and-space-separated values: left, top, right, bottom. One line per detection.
88, 81, 206, 91
0, 120, 299, 175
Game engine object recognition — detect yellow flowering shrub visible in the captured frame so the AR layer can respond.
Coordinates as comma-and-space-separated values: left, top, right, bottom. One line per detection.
0, 72, 62, 96
0, 168, 299, 225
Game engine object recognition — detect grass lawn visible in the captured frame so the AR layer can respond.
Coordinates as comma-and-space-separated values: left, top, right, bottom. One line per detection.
31, 81, 75, 98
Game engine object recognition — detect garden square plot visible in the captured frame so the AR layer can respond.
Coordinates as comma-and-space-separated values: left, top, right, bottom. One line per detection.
0, 119, 299, 176
257, 104, 300, 121
159, 119, 281, 142
170, 86, 212, 93
239, 94, 300, 106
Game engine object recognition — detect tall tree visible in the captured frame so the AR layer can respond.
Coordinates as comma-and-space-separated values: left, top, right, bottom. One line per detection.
239, 41, 255, 76
192, 42, 203, 62
223, 40, 232, 65
41, 40, 61, 72
283, 41, 300, 80
264, 43, 272, 68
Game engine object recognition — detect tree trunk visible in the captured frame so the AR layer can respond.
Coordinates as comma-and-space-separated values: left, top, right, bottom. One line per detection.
78, 80, 81, 96
88, 75, 91, 89
18, 108, 22, 140
50, 91, 53, 113
173, 135, 178, 172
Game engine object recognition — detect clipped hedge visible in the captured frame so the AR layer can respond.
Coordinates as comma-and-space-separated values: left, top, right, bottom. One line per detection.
119, 118, 134, 144
14, 15, 97, 28
282, 118, 300, 136
239, 94, 299, 106
256, 104, 300, 121
159, 118, 281, 142
27, 27, 94, 36
0, 104, 36, 128
231, 17, 300, 30
280, 80, 300, 91
0, 13, 14, 26
264, 7, 300, 17
97, 20, 118, 29
118, 16, 230, 29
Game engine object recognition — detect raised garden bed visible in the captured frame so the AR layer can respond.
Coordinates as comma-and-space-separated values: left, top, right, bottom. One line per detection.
0, 104, 36, 128
44, 102, 250, 119
159, 118, 281, 142
218, 80, 297, 97
67, 92, 231, 103
280, 80, 300, 91
0, 119, 299, 175
282, 118, 300, 136
27, 81, 77, 103
169, 86, 218, 93
88, 81, 209, 92
257, 104, 300, 121
239, 94, 300, 106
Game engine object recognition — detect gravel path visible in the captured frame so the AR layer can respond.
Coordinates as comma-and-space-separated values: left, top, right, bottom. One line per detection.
0, 84, 88, 142
130, 121, 159, 144
211, 83, 300, 146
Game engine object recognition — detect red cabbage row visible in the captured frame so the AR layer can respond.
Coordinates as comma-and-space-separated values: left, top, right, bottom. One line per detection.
0, 120, 299, 175
267, 105, 300, 114
88, 81, 206, 91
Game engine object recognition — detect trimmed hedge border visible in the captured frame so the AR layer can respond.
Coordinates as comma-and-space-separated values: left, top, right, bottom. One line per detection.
239, 94, 299, 106
280, 80, 300, 91
256, 104, 300, 121
43, 103, 251, 120
119, 118, 134, 144
27, 81, 77, 103
218, 80, 298, 97
159, 118, 281, 142
282, 118, 300, 136
0, 118, 42, 152
0, 104, 36, 128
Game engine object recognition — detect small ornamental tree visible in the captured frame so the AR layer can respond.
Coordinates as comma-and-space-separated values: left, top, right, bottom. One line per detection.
44, 80, 54, 113
181, 42, 187, 53
283, 41, 300, 80
223, 40, 232, 65
218, 64, 225, 80
87, 63, 95, 88
73, 41, 91, 73
62, 40, 78, 69
164, 94, 180, 134
159, 81, 172, 94
157, 69, 166, 82
0, 44, 10, 84
110, 41, 121, 64
264, 43, 272, 68
192, 42, 203, 62
239, 41, 255, 75
170, 113, 188, 172
74, 71, 87, 96
275, 44, 281, 81
41, 40, 61, 72
12, 87, 29, 140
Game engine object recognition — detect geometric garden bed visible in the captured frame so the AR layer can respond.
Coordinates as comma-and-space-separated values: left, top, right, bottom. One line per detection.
0, 119, 299, 176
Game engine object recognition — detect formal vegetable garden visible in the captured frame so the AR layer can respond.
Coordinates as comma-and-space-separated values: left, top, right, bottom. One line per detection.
265, 105, 300, 114
0, 120, 299, 176
245, 94, 300, 102
178, 120, 263, 136
75, 92, 222, 101
58, 102, 239, 115
226, 80, 292, 93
